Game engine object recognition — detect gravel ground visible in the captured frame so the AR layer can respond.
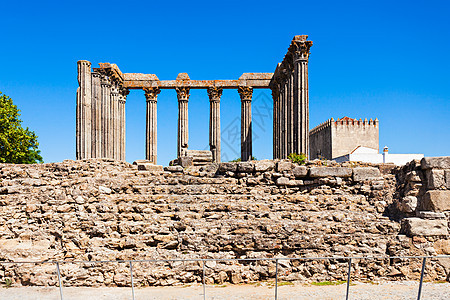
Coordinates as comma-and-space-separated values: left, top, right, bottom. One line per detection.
1, 281, 449, 300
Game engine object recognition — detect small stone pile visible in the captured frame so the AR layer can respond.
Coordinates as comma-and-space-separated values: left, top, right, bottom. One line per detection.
0, 158, 448, 287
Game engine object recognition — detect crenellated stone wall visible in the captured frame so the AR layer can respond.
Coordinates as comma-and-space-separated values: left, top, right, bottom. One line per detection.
0, 158, 449, 287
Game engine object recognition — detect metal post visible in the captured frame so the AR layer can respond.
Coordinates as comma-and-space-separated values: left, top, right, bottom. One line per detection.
129, 261, 135, 300
55, 262, 64, 300
346, 258, 352, 300
275, 259, 279, 300
417, 257, 426, 300
202, 260, 206, 300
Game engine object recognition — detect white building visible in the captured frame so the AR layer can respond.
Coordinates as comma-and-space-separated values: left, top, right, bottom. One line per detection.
334, 146, 424, 165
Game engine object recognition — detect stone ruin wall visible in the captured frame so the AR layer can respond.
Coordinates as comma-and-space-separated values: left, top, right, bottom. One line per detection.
0, 158, 449, 287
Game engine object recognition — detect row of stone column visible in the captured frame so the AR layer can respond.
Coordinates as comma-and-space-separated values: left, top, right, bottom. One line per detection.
270, 35, 312, 159
76, 61, 128, 160
143, 86, 254, 164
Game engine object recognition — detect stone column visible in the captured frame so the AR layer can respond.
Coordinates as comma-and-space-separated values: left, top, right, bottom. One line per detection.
271, 85, 279, 159
176, 87, 190, 157
101, 75, 111, 158
91, 72, 102, 158
76, 60, 92, 160
293, 35, 312, 157
207, 87, 222, 162
110, 84, 120, 159
280, 72, 287, 159
144, 87, 160, 164
119, 88, 129, 161
238, 86, 253, 161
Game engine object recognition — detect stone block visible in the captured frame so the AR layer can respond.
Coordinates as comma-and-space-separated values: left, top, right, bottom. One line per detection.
309, 167, 352, 178
422, 190, 450, 211
426, 169, 445, 189
292, 166, 307, 178
177, 156, 194, 168
352, 167, 381, 182
277, 160, 293, 172
137, 164, 164, 172
402, 218, 448, 236
237, 162, 255, 173
276, 177, 289, 186
276, 177, 303, 187
254, 160, 275, 172
399, 196, 417, 213
416, 211, 446, 219
421, 157, 450, 170
164, 166, 184, 173
218, 162, 237, 172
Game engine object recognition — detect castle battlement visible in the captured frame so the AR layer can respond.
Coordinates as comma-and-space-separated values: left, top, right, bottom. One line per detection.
309, 117, 380, 160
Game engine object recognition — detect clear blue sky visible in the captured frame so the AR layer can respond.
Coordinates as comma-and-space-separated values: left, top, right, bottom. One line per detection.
1, 0, 449, 165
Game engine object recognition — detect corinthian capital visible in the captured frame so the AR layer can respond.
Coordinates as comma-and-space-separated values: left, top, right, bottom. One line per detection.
176, 87, 190, 101
238, 86, 253, 102
144, 87, 161, 102
292, 36, 313, 61
207, 87, 223, 102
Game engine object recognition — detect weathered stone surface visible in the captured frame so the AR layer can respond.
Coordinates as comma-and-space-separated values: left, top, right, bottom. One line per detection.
309, 167, 352, 178
446, 170, 450, 189
0, 159, 448, 287
137, 164, 164, 172
237, 162, 255, 173
177, 156, 194, 168
421, 157, 450, 170
416, 211, 446, 219
292, 166, 307, 178
352, 167, 381, 182
218, 162, 237, 172
277, 160, 293, 172
399, 196, 417, 213
403, 218, 448, 236
254, 160, 275, 172
426, 169, 445, 189
164, 166, 183, 173
423, 190, 450, 212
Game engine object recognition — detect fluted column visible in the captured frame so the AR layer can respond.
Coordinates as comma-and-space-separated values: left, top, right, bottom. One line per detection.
207, 87, 222, 162
271, 85, 279, 159
76, 60, 92, 160
144, 87, 160, 164
280, 73, 287, 159
110, 84, 120, 159
101, 75, 111, 158
91, 72, 102, 158
176, 87, 190, 157
293, 35, 312, 157
238, 86, 253, 161
119, 88, 129, 161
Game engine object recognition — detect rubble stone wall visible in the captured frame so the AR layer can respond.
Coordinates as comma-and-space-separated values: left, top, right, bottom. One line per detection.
0, 158, 449, 287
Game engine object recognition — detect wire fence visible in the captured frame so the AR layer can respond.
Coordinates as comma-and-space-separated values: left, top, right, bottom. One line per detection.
1, 255, 449, 300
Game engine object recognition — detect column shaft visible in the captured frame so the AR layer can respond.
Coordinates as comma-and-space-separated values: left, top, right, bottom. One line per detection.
145, 88, 160, 164
239, 86, 253, 161
101, 76, 111, 158
176, 87, 190, 157
91, 73, 102, 158
76, 60, 92, 160
208, 87, 222, 163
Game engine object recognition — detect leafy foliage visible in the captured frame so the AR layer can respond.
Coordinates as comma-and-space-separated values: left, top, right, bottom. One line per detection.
287, 153, 306, 165
0, 92, 43, 164
229, 156, 257, 162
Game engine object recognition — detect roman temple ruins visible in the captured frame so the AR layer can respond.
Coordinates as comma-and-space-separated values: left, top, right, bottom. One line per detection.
76, 35, 313, 163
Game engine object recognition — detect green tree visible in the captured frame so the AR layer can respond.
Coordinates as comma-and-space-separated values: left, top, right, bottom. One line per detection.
0, 92, 43, 164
